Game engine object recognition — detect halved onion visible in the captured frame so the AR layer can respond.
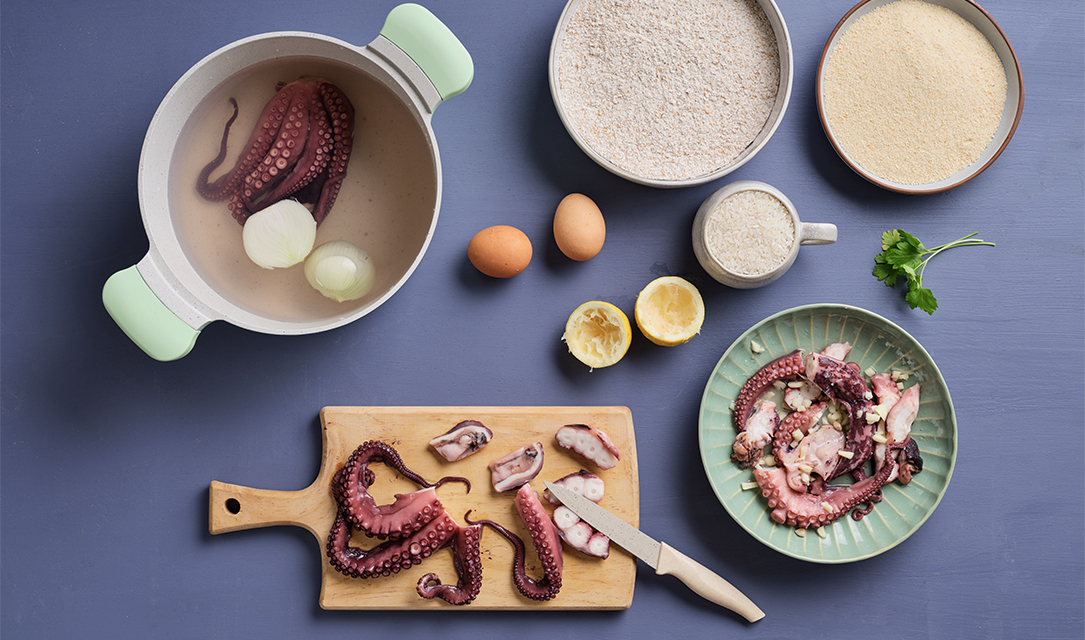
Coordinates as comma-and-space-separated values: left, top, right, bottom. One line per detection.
304, 240, 376, 303
242, 200, 317, 269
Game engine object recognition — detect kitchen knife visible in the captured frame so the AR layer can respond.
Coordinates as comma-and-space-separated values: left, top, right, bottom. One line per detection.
543, 481, 764, 622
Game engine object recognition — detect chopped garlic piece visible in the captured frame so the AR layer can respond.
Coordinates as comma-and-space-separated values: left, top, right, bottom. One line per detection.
792, 429, 804, 442
751, 341, 765, 353
837, 450, 854, 459
816, 527, 828, 539
822, 502, 835, 513
799, 463, 813, 474
872, 433, 888, 444
865, 411, 881, 424
795, 527, 806, 537
773, 380, 786, 390
760, 455, 776, 467
864, 366, 878, 377
786, 381, 805, 388
740, 480, 760, 491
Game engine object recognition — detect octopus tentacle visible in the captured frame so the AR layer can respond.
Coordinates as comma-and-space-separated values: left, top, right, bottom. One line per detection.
332, 440, 469, 540
733, 350, 806, 431
196, 77, 354, 226
195, 98, 241, 201
310, 81, 354, 224
326, 510, 460, 579
476, 485, 563, 601
753, 444, 902, 529
416, 516, 484, 605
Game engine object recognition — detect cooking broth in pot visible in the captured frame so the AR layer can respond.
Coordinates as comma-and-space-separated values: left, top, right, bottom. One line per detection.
168, 56, 437, 323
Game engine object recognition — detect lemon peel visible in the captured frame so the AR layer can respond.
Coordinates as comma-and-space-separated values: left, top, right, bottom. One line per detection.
562, 301, 632, 369
634, 276, 705, 346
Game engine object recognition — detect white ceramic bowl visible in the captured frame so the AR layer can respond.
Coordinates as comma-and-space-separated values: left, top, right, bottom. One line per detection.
692, 180, 837, 288
549, 0, 793, 188
816, 0, 1023, 194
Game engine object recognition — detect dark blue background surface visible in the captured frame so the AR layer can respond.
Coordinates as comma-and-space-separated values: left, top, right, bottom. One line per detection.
3, 0, 1082, 637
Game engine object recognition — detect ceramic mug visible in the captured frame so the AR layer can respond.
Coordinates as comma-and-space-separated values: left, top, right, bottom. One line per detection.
103, 4, 473, 361
692, 180, 837, 288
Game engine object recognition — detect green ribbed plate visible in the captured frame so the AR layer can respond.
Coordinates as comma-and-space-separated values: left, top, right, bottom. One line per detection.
698, 304, 956, 563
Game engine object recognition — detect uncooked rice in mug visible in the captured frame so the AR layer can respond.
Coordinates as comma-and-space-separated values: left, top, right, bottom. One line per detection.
705, 189, 794, 275
557, 0, 780, 182
821, 0, 1007, 185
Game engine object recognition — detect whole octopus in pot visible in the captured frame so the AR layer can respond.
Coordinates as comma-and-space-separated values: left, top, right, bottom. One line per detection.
732, 344, 924, 529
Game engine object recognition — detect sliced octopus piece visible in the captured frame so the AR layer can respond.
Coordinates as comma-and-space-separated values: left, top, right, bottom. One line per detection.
543, 469, 604, 505
554, 424, 620, 470
488, 442, 545, 492
803, 352, 877, 479
429, 419, 494, 462
731, 401, 779, 468
553, 507, 610, 559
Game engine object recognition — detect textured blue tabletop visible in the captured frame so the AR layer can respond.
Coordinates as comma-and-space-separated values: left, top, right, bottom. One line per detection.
2, 0, 1082, 637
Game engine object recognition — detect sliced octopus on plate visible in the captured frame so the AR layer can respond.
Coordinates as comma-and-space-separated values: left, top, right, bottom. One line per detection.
732, 344, 926, 529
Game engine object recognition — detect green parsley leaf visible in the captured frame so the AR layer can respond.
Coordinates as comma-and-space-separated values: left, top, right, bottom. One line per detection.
872, 229, 994, 314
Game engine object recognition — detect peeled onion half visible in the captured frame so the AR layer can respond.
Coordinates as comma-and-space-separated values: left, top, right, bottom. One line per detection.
304, 240, 376, 303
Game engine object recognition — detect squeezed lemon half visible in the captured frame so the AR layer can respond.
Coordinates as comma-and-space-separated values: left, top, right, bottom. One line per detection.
634, 276, 705, 346
563, 301, 632, 369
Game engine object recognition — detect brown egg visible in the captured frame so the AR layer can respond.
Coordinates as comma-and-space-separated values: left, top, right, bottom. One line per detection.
554, 193, 605, 261
468, 225, 533, 278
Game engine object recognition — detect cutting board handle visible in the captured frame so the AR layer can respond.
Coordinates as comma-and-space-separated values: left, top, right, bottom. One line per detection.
209, 480, 331, 539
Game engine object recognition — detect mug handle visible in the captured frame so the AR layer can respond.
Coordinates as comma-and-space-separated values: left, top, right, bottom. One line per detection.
102, 264, 201, 361
380, 3, 474, 102
799, 222, 838, 246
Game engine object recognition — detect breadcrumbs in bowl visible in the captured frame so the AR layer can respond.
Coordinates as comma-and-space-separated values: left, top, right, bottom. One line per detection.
549, 0, 794, 188
816, 0, 1023, 194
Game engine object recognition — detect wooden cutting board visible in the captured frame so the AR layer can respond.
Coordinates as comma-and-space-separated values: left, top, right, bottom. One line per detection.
209, 406, 639, 610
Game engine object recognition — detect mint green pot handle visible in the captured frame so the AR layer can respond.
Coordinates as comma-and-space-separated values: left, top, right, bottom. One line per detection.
380, 3, 473, 102
102, 265, 200, 361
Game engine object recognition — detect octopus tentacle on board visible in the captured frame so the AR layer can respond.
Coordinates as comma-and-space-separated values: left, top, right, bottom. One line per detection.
473, 484, 563, 601
331, 440, 469, 540
325, 441, 484, 605
197, 77, 354, 226
416, 516, 485, 605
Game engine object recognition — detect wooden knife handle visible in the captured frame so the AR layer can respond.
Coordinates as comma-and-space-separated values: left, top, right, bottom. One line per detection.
655, 542, 765, 622
208, 480, 332, 539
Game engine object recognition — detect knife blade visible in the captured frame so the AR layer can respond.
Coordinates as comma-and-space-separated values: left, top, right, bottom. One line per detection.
544, 481, 764, 622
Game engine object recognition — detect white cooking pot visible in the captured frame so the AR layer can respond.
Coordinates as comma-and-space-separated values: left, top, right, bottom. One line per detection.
103, 4, 472, 360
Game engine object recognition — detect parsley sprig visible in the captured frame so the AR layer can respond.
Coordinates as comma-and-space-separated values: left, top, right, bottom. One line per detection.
873, 229, 995, 315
